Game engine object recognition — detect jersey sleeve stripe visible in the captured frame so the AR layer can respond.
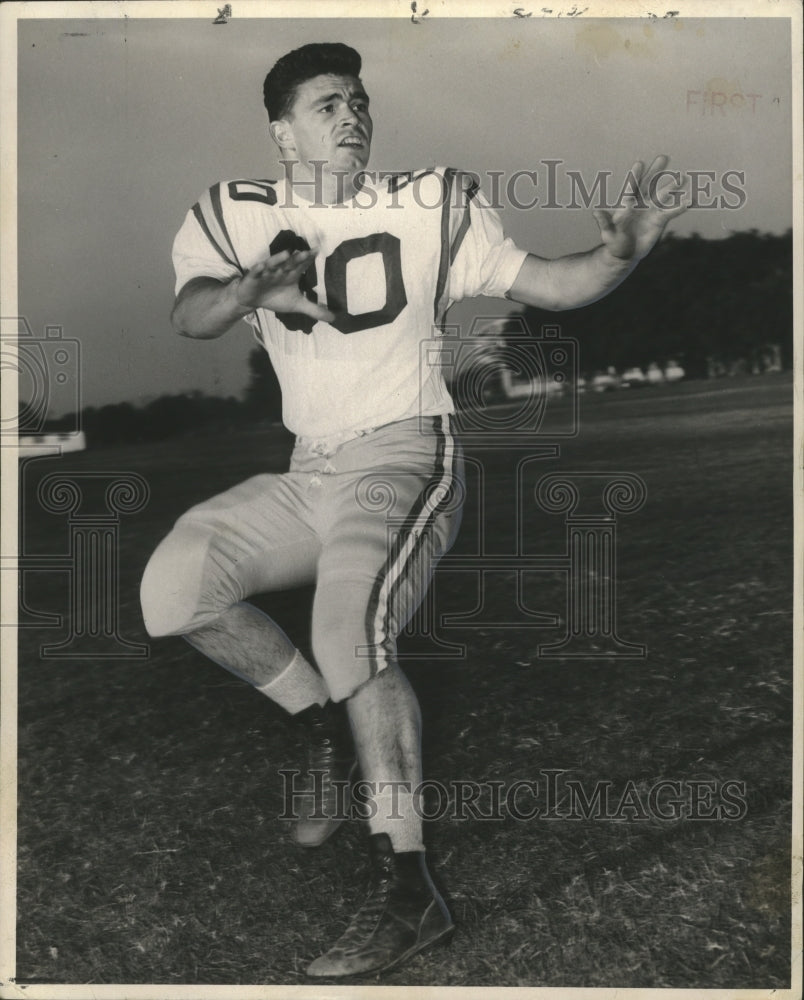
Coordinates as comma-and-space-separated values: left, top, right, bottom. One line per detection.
432, 168, 455, 322
209, 183, 243, 271
449, 174, 480, 261
191, 202, 240, 271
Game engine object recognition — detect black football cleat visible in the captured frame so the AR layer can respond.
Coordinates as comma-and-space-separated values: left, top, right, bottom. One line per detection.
292, 703, 356, 848
306, 833, 454, 977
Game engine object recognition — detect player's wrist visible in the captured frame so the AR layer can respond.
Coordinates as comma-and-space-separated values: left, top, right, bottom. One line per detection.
599, 242, 640, 269
229, 275, 256, 315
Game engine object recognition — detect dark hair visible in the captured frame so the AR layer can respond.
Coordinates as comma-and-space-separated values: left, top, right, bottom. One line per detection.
263, 43, 362, 121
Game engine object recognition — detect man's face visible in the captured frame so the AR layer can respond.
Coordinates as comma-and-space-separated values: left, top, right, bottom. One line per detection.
279, 73, 373, 173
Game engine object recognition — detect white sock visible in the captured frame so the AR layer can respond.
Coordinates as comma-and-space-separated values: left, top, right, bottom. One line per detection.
255, 650, 329, 715
366, 787, 425, 853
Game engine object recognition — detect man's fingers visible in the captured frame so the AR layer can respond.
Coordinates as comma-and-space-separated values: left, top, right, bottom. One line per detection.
642, 154, 669, 183
296, 299, 336, 324
618, 160, 645, 208
249, 249, 317, 284
282, 249, 316, 265
592, 209, 616, 236
650, 171, 691, 216
282, 251, 318, 279
259, 248, 316, 272
624, 155, 672, 204
245, 248, 335, 321
651, 173, 682, 201
658, 195, 690, 220
265, 249, 291, 268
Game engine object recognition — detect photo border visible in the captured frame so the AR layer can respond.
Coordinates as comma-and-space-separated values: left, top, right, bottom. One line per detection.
1, 2, 801, 998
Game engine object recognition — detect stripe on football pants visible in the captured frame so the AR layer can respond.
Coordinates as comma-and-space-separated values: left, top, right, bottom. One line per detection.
364, 415, 457, 678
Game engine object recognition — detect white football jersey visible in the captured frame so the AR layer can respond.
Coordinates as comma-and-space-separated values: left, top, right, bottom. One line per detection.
173, 168, 527, 440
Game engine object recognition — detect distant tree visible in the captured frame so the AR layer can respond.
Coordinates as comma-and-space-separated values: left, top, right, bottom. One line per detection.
518, 230, 792, 380
69, 392, 249, 448
30, 232, 792, 450
83, 402, 142, 446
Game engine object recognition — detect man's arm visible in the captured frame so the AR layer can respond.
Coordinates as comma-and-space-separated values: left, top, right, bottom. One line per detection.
506, 247, 639, 312
506, 155, 688, 312
171, 275, 253, 340
172, 248, 335, 339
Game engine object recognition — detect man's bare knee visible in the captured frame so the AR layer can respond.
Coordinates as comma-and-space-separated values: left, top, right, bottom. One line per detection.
346, 663, 418, 709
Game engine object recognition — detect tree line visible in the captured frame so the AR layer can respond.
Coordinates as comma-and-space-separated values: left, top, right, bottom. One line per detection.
37, 230, 791, 448
519, 229, 792, 378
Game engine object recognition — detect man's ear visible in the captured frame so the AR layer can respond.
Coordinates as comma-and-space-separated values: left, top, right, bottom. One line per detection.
269, 119, 295, 151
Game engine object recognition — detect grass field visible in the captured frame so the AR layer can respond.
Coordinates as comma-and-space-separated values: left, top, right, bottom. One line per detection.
11, 373, 795, 988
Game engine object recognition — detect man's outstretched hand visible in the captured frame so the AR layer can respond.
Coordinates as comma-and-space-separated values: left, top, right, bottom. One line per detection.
236, 248, 335, 324
592, 155, 689, 262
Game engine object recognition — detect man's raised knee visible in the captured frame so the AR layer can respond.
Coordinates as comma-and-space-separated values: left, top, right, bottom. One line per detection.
139, 524, 211, 637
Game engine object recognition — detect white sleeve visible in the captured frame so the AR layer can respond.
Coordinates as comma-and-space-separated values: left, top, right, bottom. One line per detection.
172, 205, 242, 296
447, 185, 528, 303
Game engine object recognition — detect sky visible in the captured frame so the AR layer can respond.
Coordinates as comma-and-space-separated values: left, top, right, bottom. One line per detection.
10, 6, 795, 414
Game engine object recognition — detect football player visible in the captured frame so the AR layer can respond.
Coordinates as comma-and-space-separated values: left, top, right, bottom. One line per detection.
140, 42, 687, 977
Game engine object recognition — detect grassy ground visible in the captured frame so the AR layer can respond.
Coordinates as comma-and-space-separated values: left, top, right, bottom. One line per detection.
12, 374, 794, 987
